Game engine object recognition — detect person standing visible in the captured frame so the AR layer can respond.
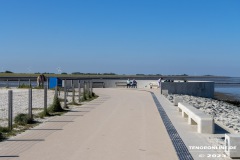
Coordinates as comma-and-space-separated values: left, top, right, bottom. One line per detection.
127, 79, 130, 88
157, 78, 162, 88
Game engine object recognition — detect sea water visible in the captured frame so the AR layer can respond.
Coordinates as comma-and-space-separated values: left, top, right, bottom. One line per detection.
193, 77, 240, 100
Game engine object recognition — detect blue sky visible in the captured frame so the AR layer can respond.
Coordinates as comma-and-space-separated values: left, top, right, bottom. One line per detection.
0, 0, 239, 76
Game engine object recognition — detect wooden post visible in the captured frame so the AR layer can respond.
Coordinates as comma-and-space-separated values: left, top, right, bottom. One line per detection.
78, 80, 81, 103
83, 81, 86, 100
28, 88, 32, 120
8, 90, 13, 130
29, 79, 31, 88
64, 79, 67, 108
18, 79, 20, 88
88, 81, 91, 97
90, 80, 93, 96
72, 84, 75, 103
44, 87, 47, 114
47, 77, 49, 89
6, 79, 9, 88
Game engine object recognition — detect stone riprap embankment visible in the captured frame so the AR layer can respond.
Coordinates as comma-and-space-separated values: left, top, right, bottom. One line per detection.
166, 94, 240, 133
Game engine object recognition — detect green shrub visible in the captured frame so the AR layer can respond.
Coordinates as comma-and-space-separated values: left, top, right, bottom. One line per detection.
0, 126, 11, 141
0, 126, 10, 133
89, 92, 92, 98
82, 88, 87, 100
34, 86, 44, 89
48, 95, 64, 113
18, 83, 31, 88
38, 110, 50, 118
0, 132, 3, 140
14, 114, 33, 125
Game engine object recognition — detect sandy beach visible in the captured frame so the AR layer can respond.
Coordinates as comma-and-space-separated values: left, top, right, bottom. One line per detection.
0, 88, 75, 127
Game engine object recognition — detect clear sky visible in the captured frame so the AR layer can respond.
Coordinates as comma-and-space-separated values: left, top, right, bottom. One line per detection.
0, 0, 239, 76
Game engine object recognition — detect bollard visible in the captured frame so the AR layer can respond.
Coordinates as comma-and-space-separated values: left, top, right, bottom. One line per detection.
78, 80, 81, 103
83, 81, 86, 100
44, 87, 47, 113
71, 80, 73, 88
28, 88, 32, 120
64, 79, 67, 108
87, 81, 90, 95
18, 79, 20, 88
47, 77, 49, 89
72, 84, 75, 103
29, 79, 31, 88
89, 81, 91, 96
90, 81, 93, 96
8, 90, 13, 130
6, 79, 9, 88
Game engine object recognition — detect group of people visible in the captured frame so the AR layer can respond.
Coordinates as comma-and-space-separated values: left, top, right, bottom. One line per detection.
126, 78, 162, 89
126, 79, 137, 88
37, 74, 46, 87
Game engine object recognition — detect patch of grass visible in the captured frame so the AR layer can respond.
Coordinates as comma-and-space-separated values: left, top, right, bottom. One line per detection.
14, 114, 34, 125
18, 83, 31, 88
37, 110, 51, 118
89, 92, 92, 98
0, 132, 3, 141
79, 92, 98, 102
83, 92, 88, 101
0, 126, 10, 133
0, 126, 10, 141
0, 92, 98, 142
0, 122, 40, 141
34, 86, 44, 89
83, 93, 98, 102
68, 102, 81, 106
47, 95, 65, 113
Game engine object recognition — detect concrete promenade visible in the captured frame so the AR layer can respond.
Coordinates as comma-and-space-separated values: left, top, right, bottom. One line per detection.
0, 88, 178, 160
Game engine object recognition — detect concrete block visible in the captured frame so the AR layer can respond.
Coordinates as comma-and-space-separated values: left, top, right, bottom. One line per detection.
178, 102, 214, 134
225, 134, 240, 158
162, 90, 168, 96
174, 97, 182, 106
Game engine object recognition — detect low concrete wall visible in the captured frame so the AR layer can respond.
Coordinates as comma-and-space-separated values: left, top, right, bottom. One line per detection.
92, 79, 158, 88
161, 81, 214, 98
62, 80, 214, 98
63, 79, 159, 89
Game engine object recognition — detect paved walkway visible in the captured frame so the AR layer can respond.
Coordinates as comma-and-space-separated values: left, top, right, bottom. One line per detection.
0, 88, 178, 160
